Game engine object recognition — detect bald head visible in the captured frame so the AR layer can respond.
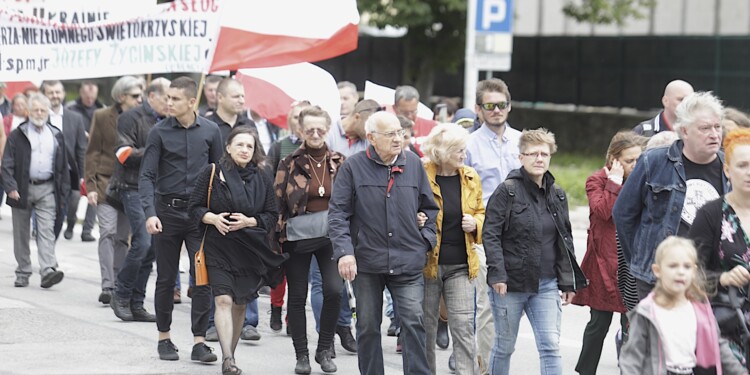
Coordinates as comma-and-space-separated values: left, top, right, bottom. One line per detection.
662, 80, 694, 123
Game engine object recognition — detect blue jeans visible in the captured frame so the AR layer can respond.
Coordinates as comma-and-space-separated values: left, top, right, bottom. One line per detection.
209, 298, 258, 327
488, 278, 562, 375
115, 189, 155, 305
355, 272, 429, 375
310, 256, 351, 331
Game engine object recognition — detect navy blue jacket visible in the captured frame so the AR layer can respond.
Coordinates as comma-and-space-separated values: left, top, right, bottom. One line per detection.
328, 146, 439, 275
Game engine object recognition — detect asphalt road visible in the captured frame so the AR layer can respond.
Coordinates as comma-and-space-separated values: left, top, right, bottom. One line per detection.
0, 202, 620, 374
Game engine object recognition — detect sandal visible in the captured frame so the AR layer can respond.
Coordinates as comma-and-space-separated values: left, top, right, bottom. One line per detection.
222, 357, 242, 375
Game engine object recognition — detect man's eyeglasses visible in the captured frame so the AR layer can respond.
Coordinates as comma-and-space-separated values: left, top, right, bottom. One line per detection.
521, 151, 551, 159
358, 106, 386, 114
371, 129, 405, 139
303, 128, 328, 136
480, 102, 509, 111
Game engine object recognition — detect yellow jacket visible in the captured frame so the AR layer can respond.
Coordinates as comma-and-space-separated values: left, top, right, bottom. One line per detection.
423, 161, 485, 280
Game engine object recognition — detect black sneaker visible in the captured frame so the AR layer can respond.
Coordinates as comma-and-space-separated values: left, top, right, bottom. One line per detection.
314, 349, 337, 373
270, 306, 282, 332
41, 269, 64, 288
98, 289, 113, 304
158, 339, 179, 361
294, 354, 311, 374
131, 305, 156, 322
191, 342, 217, 363
111, 295, 134, 321
387, 318, 398, 337
14, 275, 29, 287
336, 325, 357, 353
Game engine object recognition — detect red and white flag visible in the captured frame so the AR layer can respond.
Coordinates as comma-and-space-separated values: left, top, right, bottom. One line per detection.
235, 63, 341, 128
209, 0, 360, 72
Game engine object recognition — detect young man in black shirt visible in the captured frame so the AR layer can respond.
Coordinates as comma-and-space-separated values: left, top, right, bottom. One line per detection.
139, 77, 223, 363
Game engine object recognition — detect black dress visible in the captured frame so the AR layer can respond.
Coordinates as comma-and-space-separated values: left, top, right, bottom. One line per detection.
189, 162, 287, 304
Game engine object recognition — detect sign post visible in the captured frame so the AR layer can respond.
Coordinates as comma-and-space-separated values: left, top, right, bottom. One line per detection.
464, 0, 514, 108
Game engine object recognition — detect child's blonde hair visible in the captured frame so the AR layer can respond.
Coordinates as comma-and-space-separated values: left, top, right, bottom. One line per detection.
653, 236, 708, 302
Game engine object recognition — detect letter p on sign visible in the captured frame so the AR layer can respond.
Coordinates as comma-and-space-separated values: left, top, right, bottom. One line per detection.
476, 0, 512, 33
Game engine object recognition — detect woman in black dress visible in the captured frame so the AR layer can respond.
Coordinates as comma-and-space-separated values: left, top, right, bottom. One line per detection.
189, 127, 286, 375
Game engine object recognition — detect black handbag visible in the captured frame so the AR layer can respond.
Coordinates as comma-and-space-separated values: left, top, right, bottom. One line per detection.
104, 182, 124, 212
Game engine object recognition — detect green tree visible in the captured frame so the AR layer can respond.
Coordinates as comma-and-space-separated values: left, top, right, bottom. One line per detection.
358, 0, 467, 99
562, 0, 655, 25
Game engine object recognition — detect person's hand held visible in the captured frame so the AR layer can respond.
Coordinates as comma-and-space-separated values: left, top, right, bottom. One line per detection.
8, 190, 20, 201
461, 214, 477, 233
492, 282, 507, 295
212, 212, 232, 235
562, 291, 576, 305
87, 192, 98, 206
720, 265, 750, 287
146, 216, 162, 234
338, 255, 357, 281
417, 212, 427, 228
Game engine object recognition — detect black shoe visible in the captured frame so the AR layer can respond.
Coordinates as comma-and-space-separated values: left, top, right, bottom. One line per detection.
41, 269, 64, 288
448, 352, 456, 373
98, 289, 112, 304
270, 306, 282, 332
437, 319, 450, 349
191, 342, 217, 363
158, 339, 179, 361
63, 227, 73, 240
156, 339, 180, 361
315, 349, 337, 373
336, 325, 357, 353
131, 305, 156, 322
14, 275, 29, 287
330, 343, 336, 359
295, 354, 311, 374
396, 334, 402, 354
81, 233, 96, 242
111, 295, 134, 321
387, 318, 398, 337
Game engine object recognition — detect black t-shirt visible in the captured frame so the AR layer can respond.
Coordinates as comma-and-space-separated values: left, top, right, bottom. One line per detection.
534, 186, 559, 279
436, 175, 468, 265
678, 154, 723, 236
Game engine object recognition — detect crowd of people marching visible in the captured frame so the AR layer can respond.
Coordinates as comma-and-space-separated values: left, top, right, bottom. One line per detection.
2, 75, 750, 375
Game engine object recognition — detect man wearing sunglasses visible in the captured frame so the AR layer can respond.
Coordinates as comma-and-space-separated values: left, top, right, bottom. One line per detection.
464, 78, 522, 375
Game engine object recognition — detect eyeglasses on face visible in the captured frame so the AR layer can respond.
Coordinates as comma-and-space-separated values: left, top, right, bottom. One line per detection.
521, 151, 551, 159
372, 129, 405, 139
480, 102, 509, 111
358, 106, 386, 114
128, 93, 143, 100
303, 128, 328, 136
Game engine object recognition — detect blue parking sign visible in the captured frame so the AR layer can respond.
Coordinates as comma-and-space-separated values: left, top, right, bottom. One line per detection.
476, 0, 513, 33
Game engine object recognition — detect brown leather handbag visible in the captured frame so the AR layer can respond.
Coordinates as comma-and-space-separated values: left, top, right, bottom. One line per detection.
195, 163, 216, 287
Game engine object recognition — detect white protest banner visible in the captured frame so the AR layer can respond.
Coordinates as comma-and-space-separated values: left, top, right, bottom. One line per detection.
1, 0, 155, 25
0, 1, 220, 80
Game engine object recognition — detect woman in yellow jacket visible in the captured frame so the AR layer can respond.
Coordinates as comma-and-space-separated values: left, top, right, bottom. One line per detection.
421, 123, 485, 375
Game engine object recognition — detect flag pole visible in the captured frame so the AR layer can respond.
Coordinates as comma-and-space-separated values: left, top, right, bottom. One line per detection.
146, 73, 152, 86
194, 73, 206, 112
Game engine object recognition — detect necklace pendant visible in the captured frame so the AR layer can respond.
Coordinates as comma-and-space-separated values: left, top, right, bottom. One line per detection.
318, 186, 325, 197
317, 163, 322, 167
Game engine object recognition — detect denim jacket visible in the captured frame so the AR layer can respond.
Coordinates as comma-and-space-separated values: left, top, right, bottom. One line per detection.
613, 140, 728, 284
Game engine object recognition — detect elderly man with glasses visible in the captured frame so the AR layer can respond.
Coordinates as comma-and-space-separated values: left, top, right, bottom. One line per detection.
329, 111, 439, 375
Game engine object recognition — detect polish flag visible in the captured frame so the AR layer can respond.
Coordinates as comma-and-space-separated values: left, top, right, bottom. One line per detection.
235, 63, 341, 128
3, 81, 39, 98
209, 0, 360, 72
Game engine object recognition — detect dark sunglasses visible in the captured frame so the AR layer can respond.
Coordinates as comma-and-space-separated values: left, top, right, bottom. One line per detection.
128, 93, 143, 99
480, 102, 509, 111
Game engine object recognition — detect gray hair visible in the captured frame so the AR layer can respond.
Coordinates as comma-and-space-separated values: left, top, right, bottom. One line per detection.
394, 85, 419, 104
111, 76, 143, 103
365, 111, 399, 135
337, 81, 357, 92
422, 123, 469, 165
646, 130, 679, 150
673, 92, 724, 138
145, 77, 170, 96
28, 92, 51, 109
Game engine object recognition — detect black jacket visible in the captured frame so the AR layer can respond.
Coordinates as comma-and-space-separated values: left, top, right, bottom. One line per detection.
484, 168, 587, 293
111, 101, 161, 190
328, 146, 439, 275
1, 122, 71, 210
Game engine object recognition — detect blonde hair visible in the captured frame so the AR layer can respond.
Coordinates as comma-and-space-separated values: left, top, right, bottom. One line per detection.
519, 128, 558, 154
653, 236, 707, 302
421, 123, 469, 165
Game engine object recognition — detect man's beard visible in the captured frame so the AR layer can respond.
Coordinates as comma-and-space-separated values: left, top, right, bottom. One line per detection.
30, 118, 46, 127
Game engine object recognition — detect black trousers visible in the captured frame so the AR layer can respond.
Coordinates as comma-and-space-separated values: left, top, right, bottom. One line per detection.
575, 308, 628, 375
636, 279, 656, 301
153, 201, 211, 335
284, 238, 342, 356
